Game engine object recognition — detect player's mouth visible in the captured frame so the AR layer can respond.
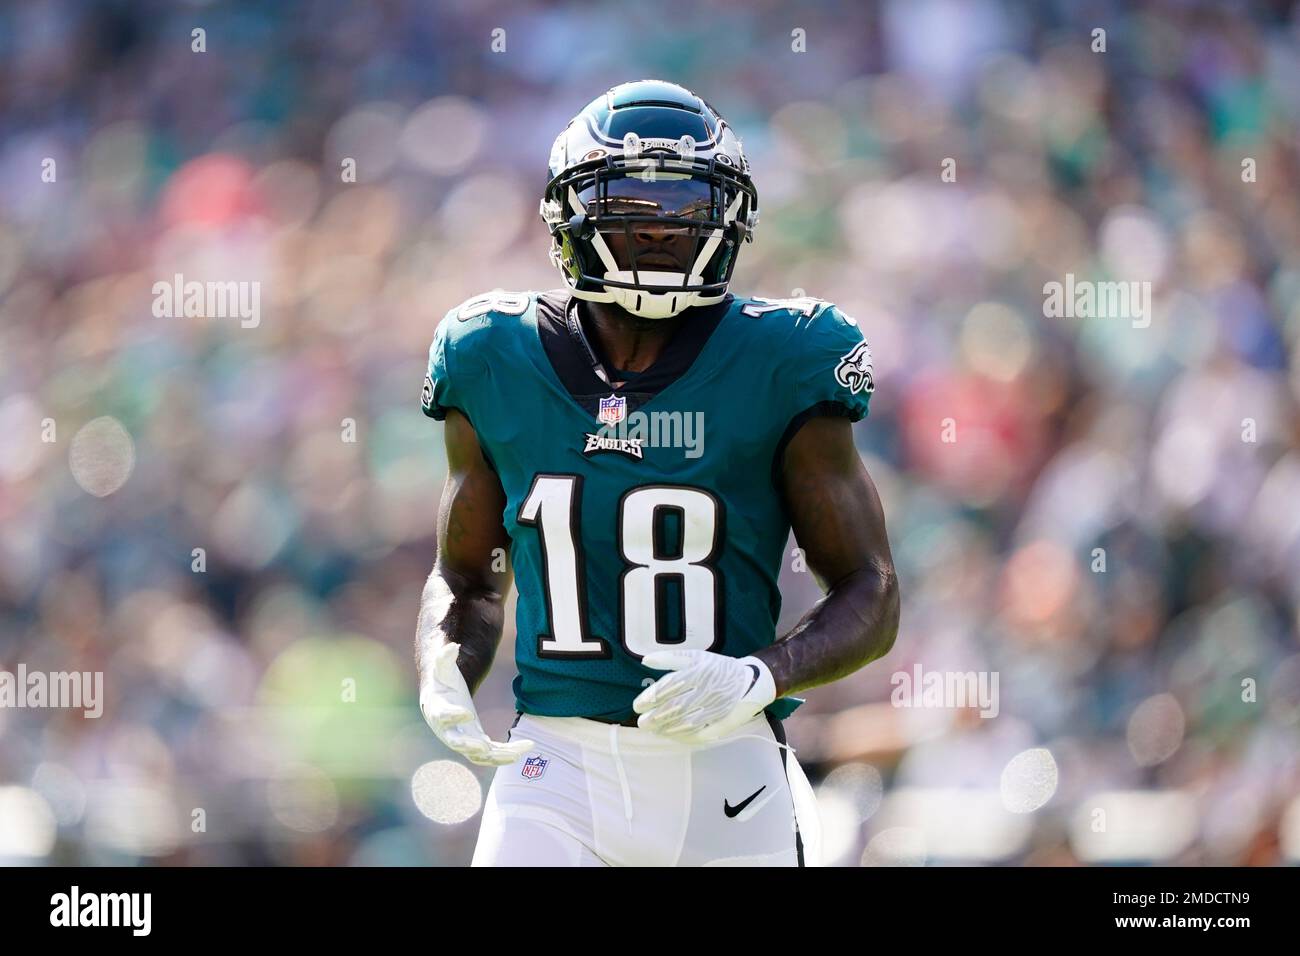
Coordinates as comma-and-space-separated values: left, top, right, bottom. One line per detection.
634, 254, 685, 270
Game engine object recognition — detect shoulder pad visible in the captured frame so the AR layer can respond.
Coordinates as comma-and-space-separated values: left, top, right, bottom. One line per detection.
738, 295, 835, 323
450, 289, 535, 322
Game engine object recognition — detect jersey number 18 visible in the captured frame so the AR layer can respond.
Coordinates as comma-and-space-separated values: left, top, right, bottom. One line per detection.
518, 474, 723, 659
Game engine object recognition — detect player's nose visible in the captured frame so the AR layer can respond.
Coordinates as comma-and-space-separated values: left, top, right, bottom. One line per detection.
631, 226, 686, 265
632, 214, 686, 239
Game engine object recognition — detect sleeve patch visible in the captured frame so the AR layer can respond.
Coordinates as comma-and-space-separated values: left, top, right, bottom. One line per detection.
834, 340, 874, 395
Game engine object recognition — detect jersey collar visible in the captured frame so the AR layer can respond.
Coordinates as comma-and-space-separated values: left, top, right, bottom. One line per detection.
536, 290, 731, 416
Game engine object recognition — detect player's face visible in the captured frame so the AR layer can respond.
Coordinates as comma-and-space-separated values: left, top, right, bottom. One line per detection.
599, 221, 696, 272
582, 174, 715, 273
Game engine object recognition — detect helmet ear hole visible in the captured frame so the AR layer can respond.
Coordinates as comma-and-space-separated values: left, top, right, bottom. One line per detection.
567, 214, 589, 237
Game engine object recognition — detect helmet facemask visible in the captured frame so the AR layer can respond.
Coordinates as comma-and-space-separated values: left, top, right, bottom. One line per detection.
542, 153, 757, 320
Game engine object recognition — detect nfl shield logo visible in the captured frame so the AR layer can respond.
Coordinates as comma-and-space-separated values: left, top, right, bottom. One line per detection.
521, 755, 548, 780
598, 394, 626, 426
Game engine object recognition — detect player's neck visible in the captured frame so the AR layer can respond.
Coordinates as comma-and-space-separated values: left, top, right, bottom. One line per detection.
580, 300, 686, 378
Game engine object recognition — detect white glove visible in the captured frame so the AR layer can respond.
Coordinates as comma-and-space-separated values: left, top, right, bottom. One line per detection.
633, 649, 777, 744
420, 643, 534, 766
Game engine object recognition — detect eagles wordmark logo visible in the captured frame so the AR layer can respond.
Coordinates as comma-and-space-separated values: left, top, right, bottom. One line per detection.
584, 432, 645, 459
581, 406, 706, 460
835, 340, 874, 395
585, 394, 646, 458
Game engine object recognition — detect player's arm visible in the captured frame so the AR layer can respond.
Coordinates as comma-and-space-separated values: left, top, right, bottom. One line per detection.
756, 414, 900, 696
417, 409, 510, 693
414, 409, 531, 765
634, 413, 898, 741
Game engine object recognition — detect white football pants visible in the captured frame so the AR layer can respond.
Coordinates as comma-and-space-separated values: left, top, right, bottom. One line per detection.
471, 710, 821, 867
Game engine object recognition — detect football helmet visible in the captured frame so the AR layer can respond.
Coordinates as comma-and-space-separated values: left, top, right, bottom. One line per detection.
540, 79, 759, 320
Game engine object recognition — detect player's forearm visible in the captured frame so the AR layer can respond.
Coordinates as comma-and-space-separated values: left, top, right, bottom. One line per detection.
755, 561, 899, 699
414, 563, 506, 695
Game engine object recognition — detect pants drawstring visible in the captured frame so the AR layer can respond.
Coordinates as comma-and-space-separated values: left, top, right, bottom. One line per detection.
726, 733, 798, 755
610, 724, 634, 826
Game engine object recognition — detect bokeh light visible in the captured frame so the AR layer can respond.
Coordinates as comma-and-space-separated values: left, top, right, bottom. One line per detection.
410, 761, 482, 826
0, 0, 1295, 868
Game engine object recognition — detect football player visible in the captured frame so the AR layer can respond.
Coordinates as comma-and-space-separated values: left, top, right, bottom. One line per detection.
415, 80, 899, 866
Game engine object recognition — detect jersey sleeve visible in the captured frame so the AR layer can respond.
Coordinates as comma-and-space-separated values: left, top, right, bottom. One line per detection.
786, 302, 875, 423
421, 307, 461, 421
421, 290, 534, 424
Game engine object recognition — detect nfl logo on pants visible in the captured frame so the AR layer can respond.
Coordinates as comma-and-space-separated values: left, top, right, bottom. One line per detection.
521, 755, 548, 780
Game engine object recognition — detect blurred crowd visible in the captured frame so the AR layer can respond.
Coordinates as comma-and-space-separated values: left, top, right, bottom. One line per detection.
0, 0, 1298, 866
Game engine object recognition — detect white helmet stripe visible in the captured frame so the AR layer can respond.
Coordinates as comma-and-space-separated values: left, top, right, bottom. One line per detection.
689, 189, 744, 277
567, 185, 620, 273
578, 114, 721, 150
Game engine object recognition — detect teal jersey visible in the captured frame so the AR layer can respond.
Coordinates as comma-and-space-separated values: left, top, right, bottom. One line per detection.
422, 289, 874, 722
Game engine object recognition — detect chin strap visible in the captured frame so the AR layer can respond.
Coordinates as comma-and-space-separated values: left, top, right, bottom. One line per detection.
564, 297, 619, 388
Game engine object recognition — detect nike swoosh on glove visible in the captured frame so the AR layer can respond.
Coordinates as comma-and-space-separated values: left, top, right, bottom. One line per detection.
633, 648, 777, 744
420, 643, 534, 766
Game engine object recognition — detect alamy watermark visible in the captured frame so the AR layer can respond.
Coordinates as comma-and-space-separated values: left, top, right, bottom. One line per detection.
1043, 273, 1151, 328
891, 664, 999, 718
50, 886, 151, 936
152, 273, 261, 328
0, 666, 103, 718
585, 403, 706, 460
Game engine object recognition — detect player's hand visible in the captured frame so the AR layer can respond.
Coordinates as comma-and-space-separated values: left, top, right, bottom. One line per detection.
633, 648, 777, 744
420, 642, 534, 766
